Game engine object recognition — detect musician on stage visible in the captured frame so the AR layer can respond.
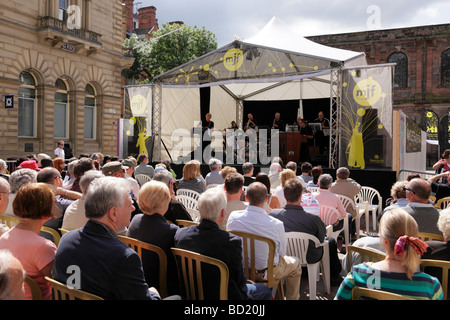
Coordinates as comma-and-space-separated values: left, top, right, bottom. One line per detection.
202, 113, 214, 130
272, 112, 286, 132
245, 113, 257, 130
314, 111, 330, 154
201, 113, 214, 153
298, 119, 314, 161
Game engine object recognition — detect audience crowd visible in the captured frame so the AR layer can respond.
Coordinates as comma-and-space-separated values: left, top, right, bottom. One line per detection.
0, 150, 448, 301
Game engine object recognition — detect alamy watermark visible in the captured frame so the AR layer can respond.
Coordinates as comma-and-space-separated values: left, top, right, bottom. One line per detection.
366, 5, 381, 30
171, 125, 280, 165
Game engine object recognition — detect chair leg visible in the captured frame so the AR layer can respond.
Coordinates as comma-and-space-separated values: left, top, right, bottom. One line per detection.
307, 265, 318, 300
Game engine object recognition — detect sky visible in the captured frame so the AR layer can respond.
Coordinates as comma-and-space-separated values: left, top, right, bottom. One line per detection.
136, 0, 450, 47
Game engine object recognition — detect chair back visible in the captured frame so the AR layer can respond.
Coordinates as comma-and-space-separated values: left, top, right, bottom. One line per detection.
285, 232, 324, 265
420, 259, 450, 300
171, 248, 229, 300
418, 232, 444, 242
206, 184, 219, 189
338, 194, 357, 216
175, 219, 199, 228
25, 276, 43, 300
118, 235, 168, 298
228, 230, 278, 288
352, 286, 413, 300
45, 276, 103, 300
186, 208, 201, 222
176, 189, 201, 201
358, 186, 382, 212
319, 205, 341, 226
40, 226, 61, 247
346, 245, 386, 271
306, 186, 319, 193
0, 214, 19, 228
135, 174, 152, 187
176, 194, 199, 211
435, 196, 450, 210
59, 228, 70, 235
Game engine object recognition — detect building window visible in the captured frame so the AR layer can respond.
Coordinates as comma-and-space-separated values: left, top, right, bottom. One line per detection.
388, 52, 408, 88
18, 72, 37, 137
59, 0, 68, 22
441, 49, 450, 85
84, 84, 96, 139
54, 78, 69, 139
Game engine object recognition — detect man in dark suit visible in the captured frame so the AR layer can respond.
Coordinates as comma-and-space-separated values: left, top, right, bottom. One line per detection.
174, 188, 271, 300
270, 178, 343, 285
52, 176, 165, 300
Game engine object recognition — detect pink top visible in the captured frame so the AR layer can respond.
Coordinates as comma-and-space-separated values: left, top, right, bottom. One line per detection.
0, 227, 57, 300
314, 189, 347, 223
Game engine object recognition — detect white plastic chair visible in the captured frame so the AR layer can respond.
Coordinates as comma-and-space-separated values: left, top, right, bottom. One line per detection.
357, 187, 382, 232
353, 194, 369, 237
337, 194, 356, 246
306, 186, 319, 193
319, 205, 349, 246
206, 184, 219, 189
285, 232, 330, 299
176, 189, 201, 201
135, 174, 152, 187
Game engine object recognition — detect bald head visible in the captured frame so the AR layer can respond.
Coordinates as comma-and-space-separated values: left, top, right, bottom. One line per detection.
246, 182, 268, 206
406, 178, 431, 202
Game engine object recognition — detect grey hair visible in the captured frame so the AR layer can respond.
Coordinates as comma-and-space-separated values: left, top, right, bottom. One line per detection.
152, 170, 173, 186
438, 208, 450, 240
0, 250, 24, 300
84, 176, 130, 219
0, 160, 7, 169
242, 162, 254, 175
79, 170, 104, 194
198, 188, 227, 222
9, 169, 37, 193
208, 158, 222, 171
318, 173, 333, 189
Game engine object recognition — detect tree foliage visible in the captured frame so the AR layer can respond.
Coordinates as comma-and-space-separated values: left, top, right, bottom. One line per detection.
122, 23, 217, 83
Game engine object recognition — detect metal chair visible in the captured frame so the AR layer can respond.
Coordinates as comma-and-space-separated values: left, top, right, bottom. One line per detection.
352, 286, 413, 300
171, 248, 229, 300
118, 235, 168, 298
45, 276, 104, 300
285, 232, 330, 299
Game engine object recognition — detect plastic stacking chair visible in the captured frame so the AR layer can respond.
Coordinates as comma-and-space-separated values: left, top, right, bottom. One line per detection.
25, 276, 43, 300
319, 205, 349, 246
45, 276, 103, 300
420, 259, 450, 300
285, 232, 330, 299
135, 174, 152, 187
352, 286, 413, 300
175, 195, 200, 222
346, 245, 386, 271
0, 214, 20, 228
357, 187, 382, 232
40, 226, 61, 247
175, 219, 199, 228
435, 197, 450, 210
228, 230, 285, 299
176, 189, 201, 201
171, 248, 229, 300
118, 235, 168, 298
354, 194, 369, 236
418, 232, 444, 242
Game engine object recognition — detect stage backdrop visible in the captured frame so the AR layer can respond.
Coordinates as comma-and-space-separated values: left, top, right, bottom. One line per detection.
340, 66, 393, 169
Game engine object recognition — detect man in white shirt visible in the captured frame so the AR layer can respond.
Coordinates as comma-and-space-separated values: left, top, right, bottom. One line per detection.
54, 140, 65, 160
227, 182, 302, 300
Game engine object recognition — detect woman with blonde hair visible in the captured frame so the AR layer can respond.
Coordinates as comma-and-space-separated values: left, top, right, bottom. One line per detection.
335, 208, 443, 300
177, 160, 206, 194
127, 180, 180, 296
273, 169, 296, 208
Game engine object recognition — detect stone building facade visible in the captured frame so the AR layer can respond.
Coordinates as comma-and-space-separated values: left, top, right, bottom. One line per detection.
307, 24, 450, 164
0, 0, 133, 161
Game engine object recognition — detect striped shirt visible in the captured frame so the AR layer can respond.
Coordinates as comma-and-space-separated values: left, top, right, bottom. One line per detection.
335, 262, 443, 300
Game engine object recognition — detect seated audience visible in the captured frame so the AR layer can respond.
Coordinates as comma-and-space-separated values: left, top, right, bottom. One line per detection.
268, 162, 282, 189
4, 169, 37, 217
422, 207, 450, 261
0, 183, 57, 300
152, 170, 192, 224
122, 158, 139, 202
383, 180, 408, 212
227, 182, 302, 300
175, 187, 271, 300
0, 249, 25, 300
255, 172, 281, 213
64, 157, 94, 194
53, 177, 163, 300
222, 172, 247, 230
205, 158, 224, 186
242, 162, 255, 186
273, 169, 296, 208
403, 178, 441, 235
428, 171, 450, 203
329, 167, 361, 217
62, 170, 104, 231
0, 159, 10, 182
335, 208, 443, 300
178, 160, 206, 194
127, 180, 180, 296
135, 153, 155, 179
307, 166, 322, 188
298, 162, 313, 186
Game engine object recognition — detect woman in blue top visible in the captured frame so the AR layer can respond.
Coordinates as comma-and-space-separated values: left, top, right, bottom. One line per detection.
335, 208, 443, 300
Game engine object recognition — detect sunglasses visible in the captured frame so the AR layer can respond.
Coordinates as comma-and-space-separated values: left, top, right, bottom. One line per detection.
403, 186, 416, 194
